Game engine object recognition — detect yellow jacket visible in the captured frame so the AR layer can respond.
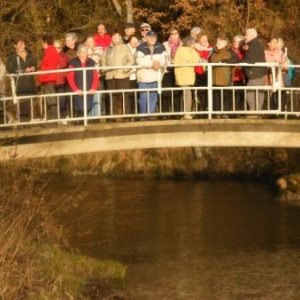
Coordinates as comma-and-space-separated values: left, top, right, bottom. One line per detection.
174, 46, 199, 86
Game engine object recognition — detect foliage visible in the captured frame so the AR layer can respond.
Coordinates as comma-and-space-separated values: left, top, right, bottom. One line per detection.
0, 0, 299, 61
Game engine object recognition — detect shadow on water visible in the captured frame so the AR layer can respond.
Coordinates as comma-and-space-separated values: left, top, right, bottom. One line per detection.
49, 177, 300, 299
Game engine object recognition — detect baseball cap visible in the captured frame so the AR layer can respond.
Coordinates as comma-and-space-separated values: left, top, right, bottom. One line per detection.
146, 31, 157, 37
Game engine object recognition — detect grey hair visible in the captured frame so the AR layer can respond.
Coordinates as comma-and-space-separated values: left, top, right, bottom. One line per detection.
246, 28, 257, 38
234, 35, 244, 42
76, 44, 88, 53
182, 36, 195, 47
190, 26, 201, 35
65, 32, 78, 41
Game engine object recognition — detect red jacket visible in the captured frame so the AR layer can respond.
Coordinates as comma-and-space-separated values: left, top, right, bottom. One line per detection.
93, 33, 112, 50
37, 45, 59, 84
56, 52, 69, 86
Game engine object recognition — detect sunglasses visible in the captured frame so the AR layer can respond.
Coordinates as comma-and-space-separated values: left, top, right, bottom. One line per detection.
141, 28, 149, 32
55, 46, 61, 49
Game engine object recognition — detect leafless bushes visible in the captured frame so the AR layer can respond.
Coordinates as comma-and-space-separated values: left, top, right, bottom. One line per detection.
0, 162, 126, 299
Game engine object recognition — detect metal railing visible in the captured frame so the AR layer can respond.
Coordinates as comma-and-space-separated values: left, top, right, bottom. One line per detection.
0, 62, 299, 129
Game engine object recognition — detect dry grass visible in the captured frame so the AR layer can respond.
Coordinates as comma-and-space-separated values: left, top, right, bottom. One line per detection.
0, 161, 126, 299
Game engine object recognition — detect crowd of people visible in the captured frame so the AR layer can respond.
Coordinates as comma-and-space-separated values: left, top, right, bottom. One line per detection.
1, 21, 297, 124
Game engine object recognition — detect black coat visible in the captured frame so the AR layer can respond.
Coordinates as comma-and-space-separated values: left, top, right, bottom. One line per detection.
7, 50, 37, 95
242, 38, 267, 80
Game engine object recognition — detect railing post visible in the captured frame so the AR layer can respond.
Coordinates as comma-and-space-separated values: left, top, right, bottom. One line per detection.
207, 64, 213, 119
10, 76, 17, 104
83, 67, 87, 126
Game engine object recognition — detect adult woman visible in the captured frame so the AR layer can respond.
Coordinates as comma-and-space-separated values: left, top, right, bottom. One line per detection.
54, 39, 68, 119
162, 27, 182, 114
173, 36, 200, 119
67, 44, 99, 118
210, 37, 233, 116
84, 35, 102, 117
265, 37, 288, 110
127, 35, 140, 114
194, 32, 213, 112
37, 35, 59, 120
102, 32, 134, 118
7, 36, 37, 120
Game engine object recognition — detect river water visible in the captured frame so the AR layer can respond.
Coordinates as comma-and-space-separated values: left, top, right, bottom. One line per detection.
50, 176, 300, 299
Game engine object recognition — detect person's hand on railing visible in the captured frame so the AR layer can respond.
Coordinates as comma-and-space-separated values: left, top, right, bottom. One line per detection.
25, 66, 35, 73
152, 61, 161, 71
76, 89, 83, 95
89, 89, 97, 94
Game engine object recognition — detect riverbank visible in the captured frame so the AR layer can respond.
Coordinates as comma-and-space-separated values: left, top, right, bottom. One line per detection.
0, 164, 127, 299
32, 146, 300, 201
2, 146, 299, 298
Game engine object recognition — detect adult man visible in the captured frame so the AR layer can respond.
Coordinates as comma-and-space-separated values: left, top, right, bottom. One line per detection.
123, 22, 136, 44
139, 23, 151, 43
243, 28, 267, 111
136, 31, 167, 115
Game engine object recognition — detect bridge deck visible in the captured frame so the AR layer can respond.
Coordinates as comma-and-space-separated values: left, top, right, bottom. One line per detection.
1, 118, 299, 160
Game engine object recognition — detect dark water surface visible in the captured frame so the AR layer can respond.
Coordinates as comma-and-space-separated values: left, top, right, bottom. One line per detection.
49, 177, 300, 299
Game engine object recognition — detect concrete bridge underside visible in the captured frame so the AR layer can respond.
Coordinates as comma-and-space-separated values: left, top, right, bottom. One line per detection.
0, 119, 300, 160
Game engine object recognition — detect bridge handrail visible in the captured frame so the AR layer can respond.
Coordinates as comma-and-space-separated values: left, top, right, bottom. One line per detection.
0, 61, 299, 127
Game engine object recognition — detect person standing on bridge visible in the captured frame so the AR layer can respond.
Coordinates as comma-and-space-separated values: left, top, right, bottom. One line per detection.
174, 36, 200, 119
37, 35, 60, 120
136, 30, 167, 116
102, 31, 135, 120
242, 28, 267, 113
67, 44, 99, 118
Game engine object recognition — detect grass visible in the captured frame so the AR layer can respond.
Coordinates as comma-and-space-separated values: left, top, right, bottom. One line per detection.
0, 161, 127, 299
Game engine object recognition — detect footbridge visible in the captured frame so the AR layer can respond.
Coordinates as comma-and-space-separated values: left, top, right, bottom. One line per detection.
1, 62, 300, 160
1, 118, 300, 161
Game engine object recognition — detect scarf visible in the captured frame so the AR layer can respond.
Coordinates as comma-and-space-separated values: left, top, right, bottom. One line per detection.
168, 38, 182, 59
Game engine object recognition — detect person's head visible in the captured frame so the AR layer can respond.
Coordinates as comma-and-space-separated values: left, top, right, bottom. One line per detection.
245, 28, 257, 43
268, 38, 278, 51
65, 32, 78, 49
190, 26, 201, 41
112, 32, 122, 45
41, 35, 54, 48
124, 22, 136, 37
140, 23, 151, 38
182, 36, 195, 48
53, 39, 63, 53
83, 35, 95, 49
128, 35, 139, 48
216, 37, 228, 50
97, 22, 108, 36
145, 31, 157, 46
168, 27, 180, 41
76, 44, 88, 61
12, 36, 26, 52
233, 35, 245, 50
197, 32, 209, 47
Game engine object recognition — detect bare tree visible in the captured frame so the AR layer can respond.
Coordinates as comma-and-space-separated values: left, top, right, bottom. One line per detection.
111, 0, 122, 16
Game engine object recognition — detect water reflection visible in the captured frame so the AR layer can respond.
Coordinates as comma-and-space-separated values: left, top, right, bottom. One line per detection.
49, 177, 300, 299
